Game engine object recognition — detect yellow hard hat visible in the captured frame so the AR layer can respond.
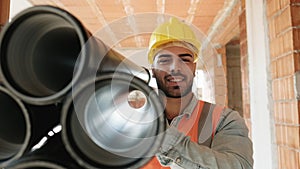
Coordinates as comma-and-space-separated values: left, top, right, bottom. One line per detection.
148, 17, 201, 64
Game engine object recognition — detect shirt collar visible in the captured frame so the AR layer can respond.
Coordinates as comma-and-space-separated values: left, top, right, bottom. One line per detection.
165, 94, 199, 127
180, 94, 198, 118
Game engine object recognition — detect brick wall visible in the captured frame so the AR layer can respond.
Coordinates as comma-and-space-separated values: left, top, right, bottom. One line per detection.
215, 47, 228, 106
267, 0, 300, 168
239, 0, 252, 137
200, 45, 227, 104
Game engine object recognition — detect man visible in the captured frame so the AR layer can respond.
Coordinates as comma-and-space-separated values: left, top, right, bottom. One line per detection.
142, 17, 253, 169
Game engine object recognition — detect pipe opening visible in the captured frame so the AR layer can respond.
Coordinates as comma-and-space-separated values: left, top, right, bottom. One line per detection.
1, 12, 82, 98
127, 90, 147, 109
62, 74, 164, 168
0, 90, 27, 160
84, 80, 157, 153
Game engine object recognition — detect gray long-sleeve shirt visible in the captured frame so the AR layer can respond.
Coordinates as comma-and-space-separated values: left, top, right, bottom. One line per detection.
156, 96, 254, 169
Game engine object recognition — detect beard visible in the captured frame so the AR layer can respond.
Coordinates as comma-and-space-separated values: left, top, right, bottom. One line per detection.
156, 78, 193, 98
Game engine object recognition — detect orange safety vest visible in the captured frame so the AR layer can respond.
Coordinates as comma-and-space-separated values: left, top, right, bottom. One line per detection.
141, 101, 223, 169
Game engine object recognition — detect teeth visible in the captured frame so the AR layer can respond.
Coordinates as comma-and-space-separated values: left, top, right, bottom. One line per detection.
170, 79, 183, 82
166, 75, 184, 82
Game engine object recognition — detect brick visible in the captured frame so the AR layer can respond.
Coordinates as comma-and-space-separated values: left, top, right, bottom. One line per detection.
277, 57, 283, 77
282, 125, 288, 145
288, 101, 298, 124
285, 127, 299, 149
239, 10, 247, 39
240, 41, 248, 57
283, 29, 294, 53
298, 152, 300, 169
268, 18, 276, 40
214, 76, 226, 86
277, 146, 283, 169
242, 89, 250, 104
291, 6, 300, 26
267, 0, 280, 17
284, 76, 296, 99
274, 6, 292, 34
240, 54, 248, 71
272, 80, 278, 100
277, 54, 295, 77
215, 85, 227, 96
241, 66, 249, 90
280, 0, 291, 9
274, 102, 284, 122
215, 66, 226, 76
288, 76, 296, 99
298, 101, 300, 124
287, 101, 299, 124
295, 52, 300, 71
273, 77, 295, 100
275, 124, 284, 144
271, 60, 278, 78
269, 39, 276, 58
273, 36, 284, 58
293, 28, 300, 50
283, 148, 299, 169
215, 95, 226, 107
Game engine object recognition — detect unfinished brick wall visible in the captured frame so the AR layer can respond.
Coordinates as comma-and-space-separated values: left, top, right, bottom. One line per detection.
267, 0, 300, 168
200, 45, 226, 105
202, 0, 252, 131
239, 0, 252, 137
215, 46, 228, 106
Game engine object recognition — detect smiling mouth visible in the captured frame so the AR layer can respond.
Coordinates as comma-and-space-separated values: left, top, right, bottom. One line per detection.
166, 75, 185, 83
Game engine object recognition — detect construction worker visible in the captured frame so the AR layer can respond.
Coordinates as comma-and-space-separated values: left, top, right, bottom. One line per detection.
142, 17, 253, 169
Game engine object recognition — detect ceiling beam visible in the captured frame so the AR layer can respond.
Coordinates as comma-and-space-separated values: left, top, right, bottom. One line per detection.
186, 0, 200, 24
203, 0, 239, 48
86, 0, 121, 47
121, 0, 144, 47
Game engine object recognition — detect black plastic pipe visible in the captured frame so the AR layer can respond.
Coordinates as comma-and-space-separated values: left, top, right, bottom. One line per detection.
0, 5, 150, 105
61, 73, 165, 169
0, 86, 30, 168
5, 132, 81, 169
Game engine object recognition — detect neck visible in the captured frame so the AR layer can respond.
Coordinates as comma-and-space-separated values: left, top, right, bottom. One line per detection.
161, 92, 194, 121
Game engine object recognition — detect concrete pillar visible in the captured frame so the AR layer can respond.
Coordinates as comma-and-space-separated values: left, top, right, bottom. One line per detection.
245, 0, 277, 169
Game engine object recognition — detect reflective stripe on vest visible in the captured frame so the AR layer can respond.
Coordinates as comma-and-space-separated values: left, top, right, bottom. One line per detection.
141, 101, 223, 169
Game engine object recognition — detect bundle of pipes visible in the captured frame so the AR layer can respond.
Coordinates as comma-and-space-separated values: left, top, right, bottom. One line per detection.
0, 5, 165, 169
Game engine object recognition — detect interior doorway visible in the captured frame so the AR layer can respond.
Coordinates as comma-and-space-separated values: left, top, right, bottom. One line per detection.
225, 41, 243, 116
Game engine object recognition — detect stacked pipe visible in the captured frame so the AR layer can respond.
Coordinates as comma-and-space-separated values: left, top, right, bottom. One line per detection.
0, 5, 165, 169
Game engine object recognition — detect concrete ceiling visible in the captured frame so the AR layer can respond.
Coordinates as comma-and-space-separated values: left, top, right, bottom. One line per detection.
28, 0, 240, 48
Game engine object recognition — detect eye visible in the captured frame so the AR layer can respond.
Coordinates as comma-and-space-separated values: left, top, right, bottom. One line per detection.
179, 53, 194, 63
158, 58, 171, 64
181, 57, 193, 63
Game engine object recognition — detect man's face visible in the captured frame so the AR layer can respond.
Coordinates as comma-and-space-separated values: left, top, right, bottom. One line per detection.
152, 46, 196, 98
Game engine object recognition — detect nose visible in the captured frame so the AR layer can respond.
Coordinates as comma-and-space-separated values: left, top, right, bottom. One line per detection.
170, 58, 182, 74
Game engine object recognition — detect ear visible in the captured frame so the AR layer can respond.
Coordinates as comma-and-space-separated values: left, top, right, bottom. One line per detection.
192, 63, 196, 76
151, 69, 156, 78
151, 66, 158, 78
